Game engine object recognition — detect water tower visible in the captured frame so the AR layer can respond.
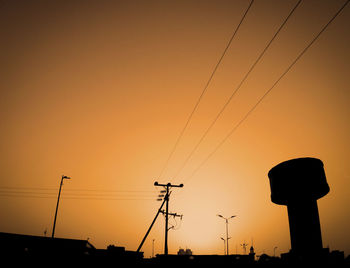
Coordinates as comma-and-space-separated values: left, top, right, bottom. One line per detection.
268, 157, 329, 256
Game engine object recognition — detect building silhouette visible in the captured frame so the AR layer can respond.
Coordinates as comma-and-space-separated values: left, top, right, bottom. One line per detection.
0, 231, 95, 258
0, 158, 347, 266
177, 247, 193, 255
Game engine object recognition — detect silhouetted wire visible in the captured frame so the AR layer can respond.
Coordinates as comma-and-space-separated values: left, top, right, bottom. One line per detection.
156, 0, 255, 180
0, 194, 156, 201
61, 197, 156, 201
0, 186, 156, 193
170, 215, 183, 231
173, 0, 302, 180
0, 186, 57, 191
64, 192, 156, 196
0, 192, 156, 198
0, 190, 57, 195
65, 189, 156, 192
0, 189, 158, 198
0, 194, 56, 199
184, 0, 349, 182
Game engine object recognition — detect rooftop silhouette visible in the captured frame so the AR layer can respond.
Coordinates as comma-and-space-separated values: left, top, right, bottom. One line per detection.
0, 158, 348, 266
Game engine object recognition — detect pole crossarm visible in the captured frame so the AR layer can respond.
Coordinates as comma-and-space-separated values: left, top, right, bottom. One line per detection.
160, 210, 183, 218
154, 182, 184, 188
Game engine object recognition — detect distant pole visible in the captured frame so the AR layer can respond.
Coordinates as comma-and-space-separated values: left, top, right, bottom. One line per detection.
221, 237, 226, 255
165, 184, 169, 255
154, 181, 183, 255
152, 239, 155, 258
241, 242, 248, 255
274, 246, 278, 257
52, 175, 70, 238
217, 214, 236, 255
226, 218, 229, 255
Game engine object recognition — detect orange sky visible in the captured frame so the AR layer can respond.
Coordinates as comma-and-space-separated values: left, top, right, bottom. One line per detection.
1, 0, 349, 258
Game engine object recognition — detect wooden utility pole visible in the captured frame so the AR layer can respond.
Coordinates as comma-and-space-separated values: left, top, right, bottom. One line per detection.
154, 182, 183, 255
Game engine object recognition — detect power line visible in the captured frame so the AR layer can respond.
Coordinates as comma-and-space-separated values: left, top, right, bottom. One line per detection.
157, 0, 255, 180
185, 0, 349, 182
0, 186, 57, 191
0, 190, 56, 195
173, 0, 303, 180
65, 189, 156, 193
174, 0, 302, 178
0, 187, 158, 200
0, 186, 156, 193
65, 192, 156, 197
0, 190, 157, 197
0, 194, 156, 201
61, 196, 156, 201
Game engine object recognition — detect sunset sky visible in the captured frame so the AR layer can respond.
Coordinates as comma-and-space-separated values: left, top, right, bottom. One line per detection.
1, 0, 349, 258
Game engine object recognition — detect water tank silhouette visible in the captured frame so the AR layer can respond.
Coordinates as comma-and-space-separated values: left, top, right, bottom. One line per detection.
268, 157, 329, 256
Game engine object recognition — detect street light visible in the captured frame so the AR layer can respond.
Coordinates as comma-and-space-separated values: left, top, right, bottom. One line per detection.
274, 246, 278, 257
52, 175, 71, 238
221, 237, 226, 255
217, 214, 236, 255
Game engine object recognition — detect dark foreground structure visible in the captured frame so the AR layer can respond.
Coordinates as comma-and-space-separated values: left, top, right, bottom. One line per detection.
268, 157, 329, 256
0, 157, 348, 267
267, 157, 349, 266
0, 231, 347, 267
0, 232, 143, 266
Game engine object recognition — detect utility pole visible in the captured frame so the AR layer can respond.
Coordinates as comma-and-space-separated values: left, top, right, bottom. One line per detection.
52, 175, 70, 238
217, 214, 236, 255
137, 182, 183, 254
154, 182, 183, 255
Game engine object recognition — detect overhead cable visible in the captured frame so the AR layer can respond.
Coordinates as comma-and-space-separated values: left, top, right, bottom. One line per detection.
157, 0, 255, 180
185, 0, 349, 182
173, 0, 302, 179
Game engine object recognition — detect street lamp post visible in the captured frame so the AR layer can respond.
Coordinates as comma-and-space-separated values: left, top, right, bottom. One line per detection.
52, 175, 71, 238
274, 246, 278, 257
221, 237, 226, 255
217, 214, 236, 255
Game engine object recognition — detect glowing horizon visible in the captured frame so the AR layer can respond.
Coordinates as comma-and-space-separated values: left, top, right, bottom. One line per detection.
1, 0, 349, 258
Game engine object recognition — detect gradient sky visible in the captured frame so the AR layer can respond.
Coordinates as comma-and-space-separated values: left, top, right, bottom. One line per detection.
1, 0, 349, 258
